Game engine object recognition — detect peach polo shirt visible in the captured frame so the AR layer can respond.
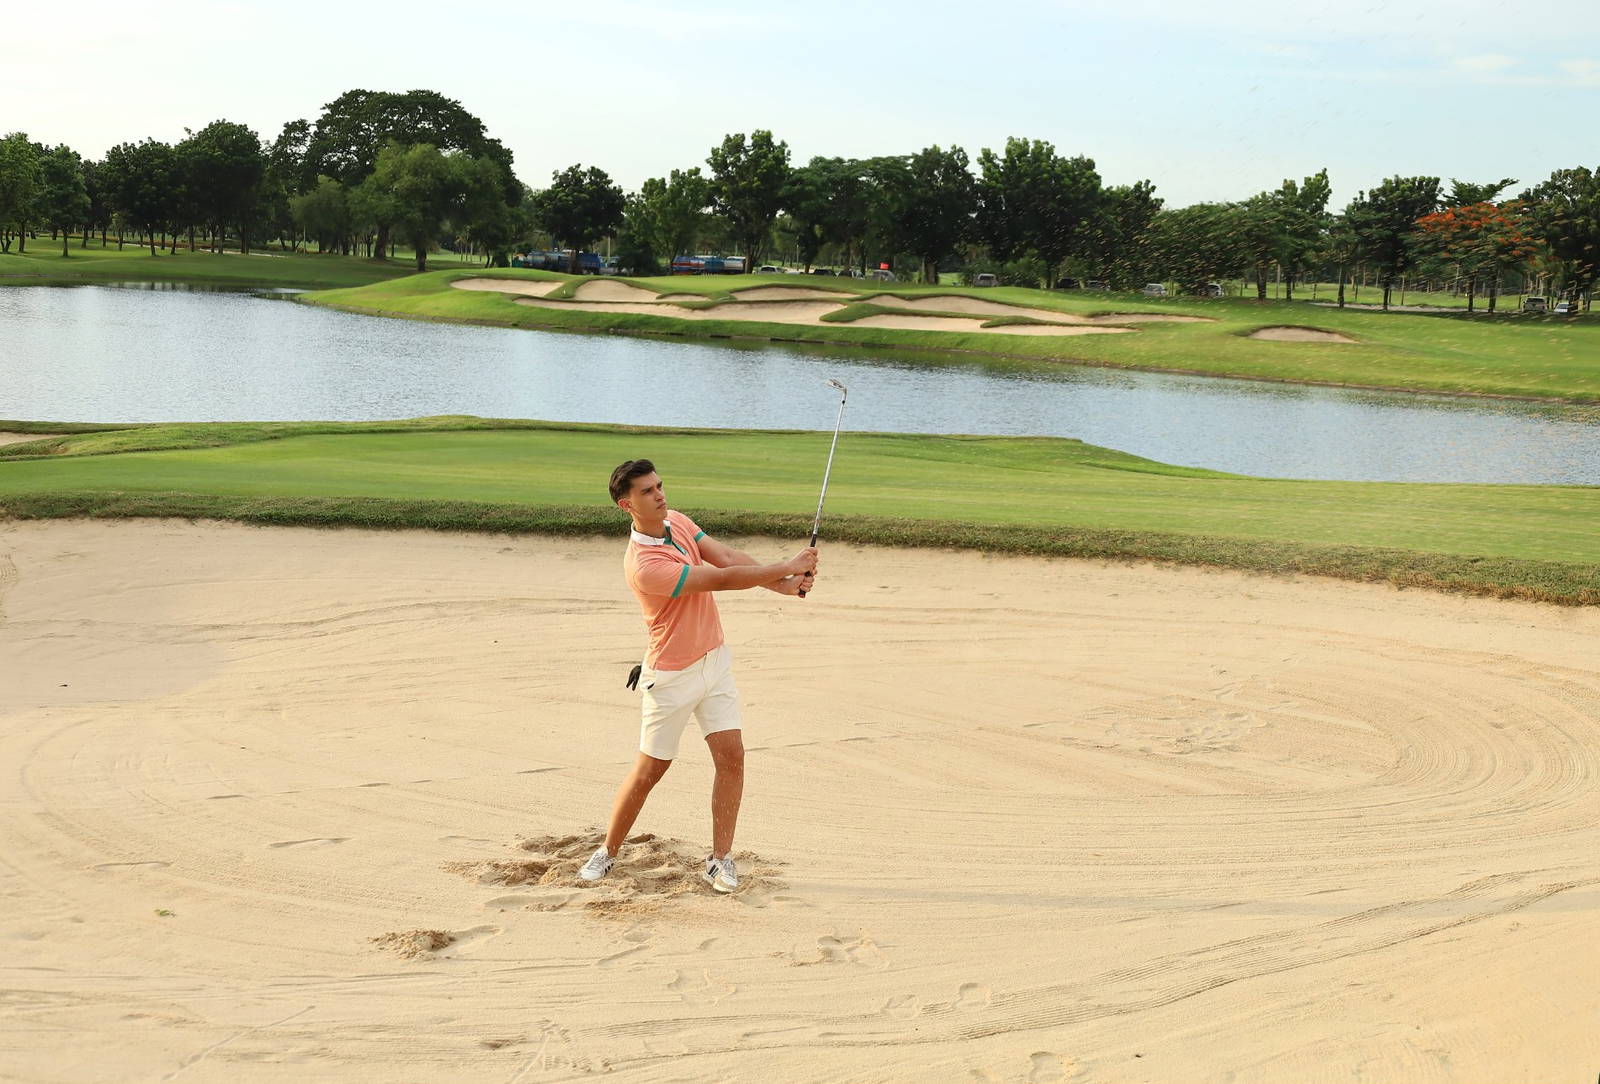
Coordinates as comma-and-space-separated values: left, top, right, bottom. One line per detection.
623, 510, 725, 670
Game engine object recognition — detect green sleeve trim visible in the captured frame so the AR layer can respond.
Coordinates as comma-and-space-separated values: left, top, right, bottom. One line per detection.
670, 565, 690, 599
693, 530, 705, 541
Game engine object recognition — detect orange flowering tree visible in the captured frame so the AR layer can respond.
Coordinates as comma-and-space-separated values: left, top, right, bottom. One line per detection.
1415, 201, 1541, 311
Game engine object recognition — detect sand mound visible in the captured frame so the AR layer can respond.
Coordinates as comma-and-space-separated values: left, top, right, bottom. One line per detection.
1249, 325, 1357, 343
5, 520, 1599, 1080
369, 928, 455, 958
448, 278, 563, 298
733, 286, 853, 301
859, 293, 1092, 323
570, 280, 663, 303
0, 432, 48, 448
847, 313, 1129, 336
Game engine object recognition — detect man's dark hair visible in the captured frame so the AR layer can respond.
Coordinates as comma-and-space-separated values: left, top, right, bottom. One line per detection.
609, 459, 656, 503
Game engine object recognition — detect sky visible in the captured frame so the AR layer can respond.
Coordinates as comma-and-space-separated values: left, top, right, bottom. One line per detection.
8, 0, 1596, 209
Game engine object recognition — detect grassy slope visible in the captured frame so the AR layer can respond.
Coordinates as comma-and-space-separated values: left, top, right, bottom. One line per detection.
1, 419, 1595, 604
305, 270, 1600, 402
0, 244, 482, 289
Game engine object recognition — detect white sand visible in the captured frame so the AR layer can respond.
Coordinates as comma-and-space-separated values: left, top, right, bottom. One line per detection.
448, 278, 563, 298
516, 298, 843, 324
570, 280, 664, 303
732, 286, 854, 302
1250, 326, 1357, 343
858, 293, 1094, 323
3, 519, 1597, 1082
850, 313, 1130, 336
0, 433, 47, 447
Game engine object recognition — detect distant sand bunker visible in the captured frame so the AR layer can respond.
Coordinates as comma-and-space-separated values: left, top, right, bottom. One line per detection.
0, 433, 47, 448
449, 278, 563, 298
850, 314, 1129, 336
733, 286, 854, 302
570, 280, 662, 303
517, 298, 842, 324
1250, 326, 1356, 343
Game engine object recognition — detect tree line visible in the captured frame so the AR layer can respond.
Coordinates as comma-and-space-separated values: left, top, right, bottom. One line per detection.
1, 88, 1595, 308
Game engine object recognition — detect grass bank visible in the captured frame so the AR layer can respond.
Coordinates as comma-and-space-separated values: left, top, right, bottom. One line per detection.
1, 418, 1595, 605
0, 244, 484, 290
303, 270, 1600, 403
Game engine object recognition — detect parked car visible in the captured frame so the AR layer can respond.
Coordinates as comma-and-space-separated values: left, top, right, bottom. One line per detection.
1052, 277, 1079, 291
757, 264, 782, 274
809, 268, 836, 276
836, 268, 865, 280
1553, 300, 1580, 315
868, 269, 897, 282
1523, 295, 1548, 313
1141, 283, 1168, 297
973, 273, 999, 287
1195, 282, 1224, 298
1084, 280, 1110, 291
670, 256, 704, 275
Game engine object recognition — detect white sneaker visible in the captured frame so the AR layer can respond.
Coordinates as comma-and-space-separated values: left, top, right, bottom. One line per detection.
702, 855, 738, 894
578, 847, 615, 882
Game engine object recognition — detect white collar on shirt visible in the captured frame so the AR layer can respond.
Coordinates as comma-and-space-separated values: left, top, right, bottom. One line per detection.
630, 513, 675, 547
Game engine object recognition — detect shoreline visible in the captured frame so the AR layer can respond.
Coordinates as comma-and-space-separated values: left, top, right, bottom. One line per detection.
302, 293, 1600, 407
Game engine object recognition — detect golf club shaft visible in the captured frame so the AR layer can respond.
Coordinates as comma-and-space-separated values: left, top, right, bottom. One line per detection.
798, 390, 847, 597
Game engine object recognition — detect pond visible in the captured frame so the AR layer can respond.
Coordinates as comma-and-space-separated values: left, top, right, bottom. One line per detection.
3, 283, 1598, 484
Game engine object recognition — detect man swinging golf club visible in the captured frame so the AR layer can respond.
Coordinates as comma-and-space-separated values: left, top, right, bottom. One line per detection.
578, 459, 820, 893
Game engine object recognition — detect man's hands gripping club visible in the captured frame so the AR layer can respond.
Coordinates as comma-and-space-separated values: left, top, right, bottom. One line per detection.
679, 539, 819, 597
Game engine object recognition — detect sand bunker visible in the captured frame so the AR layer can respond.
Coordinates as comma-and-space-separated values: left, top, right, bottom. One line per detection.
1250, 325, 1357, 343
858, 293, 1092, 323
5, 519, 1598, 1081
733, 286, 854, 302
0, 432, 47, 448
850, 313, 1130, 335
448, 278, 563, 298
518, 297, 844, 325
569, 279, 663, 303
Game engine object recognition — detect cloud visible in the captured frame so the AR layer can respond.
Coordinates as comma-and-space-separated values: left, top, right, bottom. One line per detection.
1453, 54, 1517, 73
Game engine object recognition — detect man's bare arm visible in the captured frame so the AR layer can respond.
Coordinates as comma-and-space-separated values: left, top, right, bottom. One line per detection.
699, 535, 808, 593
677, 546, 815, 594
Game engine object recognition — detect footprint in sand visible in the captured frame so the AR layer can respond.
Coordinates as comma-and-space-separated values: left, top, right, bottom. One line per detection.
794, 932, 888, 969
880, 994, 920, 1019
268, 838, 349, 849
955, 982, 992, 1010
668, 968, 736, 1005
1027, 1052, 1070, 1083
92, 861, 171, 871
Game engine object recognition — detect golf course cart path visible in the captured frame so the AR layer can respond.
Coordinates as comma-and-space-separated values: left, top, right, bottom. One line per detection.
4, 519, 1596, 1083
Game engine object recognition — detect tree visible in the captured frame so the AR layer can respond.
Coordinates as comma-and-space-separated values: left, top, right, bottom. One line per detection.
302, 89, 518, 259
1081, 179, 1161, 288
1446, 177, 1517, 207
265, 119, 310, 250
1522, 167, 1600, 308
707, 130, 791, 267
0, 132, 43, 253
103, 139, 179, 256
976, 137, 1103, 287
867, 145, 974, 284
455, 154, 516, 266
1345, 176, 1442, 310
1144, 202, 1249, 293
1274, 169, 1331, 300
290, 176, 352, 253
1415, 201, 1539, 312
532, 164, 625, 274
37, 144, 90, 257
179, 120, 267, 254
361, 142, 480, 272
635, 167, 710, 265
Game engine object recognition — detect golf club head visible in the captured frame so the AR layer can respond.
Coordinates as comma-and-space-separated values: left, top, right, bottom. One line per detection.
826, 378, 848, 400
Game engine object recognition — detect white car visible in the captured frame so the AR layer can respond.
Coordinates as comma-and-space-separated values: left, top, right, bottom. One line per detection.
757, 265, 782, 274
1141, 283, 1168, 297
973, 273, 998, 287
1553, 300, 1580, 316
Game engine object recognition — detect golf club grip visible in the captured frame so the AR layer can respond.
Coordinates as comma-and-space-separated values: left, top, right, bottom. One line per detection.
797, 530, 819, 598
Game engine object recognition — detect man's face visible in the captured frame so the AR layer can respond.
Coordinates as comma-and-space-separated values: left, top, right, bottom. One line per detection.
620, 472, 667, 519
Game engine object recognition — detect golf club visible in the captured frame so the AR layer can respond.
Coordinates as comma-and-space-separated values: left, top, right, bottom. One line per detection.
797, 378, 848, 598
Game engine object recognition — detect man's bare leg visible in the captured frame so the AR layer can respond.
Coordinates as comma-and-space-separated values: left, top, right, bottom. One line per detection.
706, 730, 745, 856
603, 753, 672, 855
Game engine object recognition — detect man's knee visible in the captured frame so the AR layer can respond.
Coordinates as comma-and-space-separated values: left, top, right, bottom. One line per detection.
707, 731, 744, 771
634, 753, 673, 787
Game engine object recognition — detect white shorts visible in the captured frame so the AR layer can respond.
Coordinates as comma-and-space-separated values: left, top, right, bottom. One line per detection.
638, 644, 742, 761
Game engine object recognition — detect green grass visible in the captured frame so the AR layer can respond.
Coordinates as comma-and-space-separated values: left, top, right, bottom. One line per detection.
1, 418, 1595, 605
0, 241, 484, 290
305, 270, 1600, 402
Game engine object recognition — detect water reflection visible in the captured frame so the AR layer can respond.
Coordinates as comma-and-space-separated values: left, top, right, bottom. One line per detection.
2, 284, 1596, 484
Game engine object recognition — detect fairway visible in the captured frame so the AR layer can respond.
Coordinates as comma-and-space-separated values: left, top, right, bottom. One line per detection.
2, 419, 1596, 603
